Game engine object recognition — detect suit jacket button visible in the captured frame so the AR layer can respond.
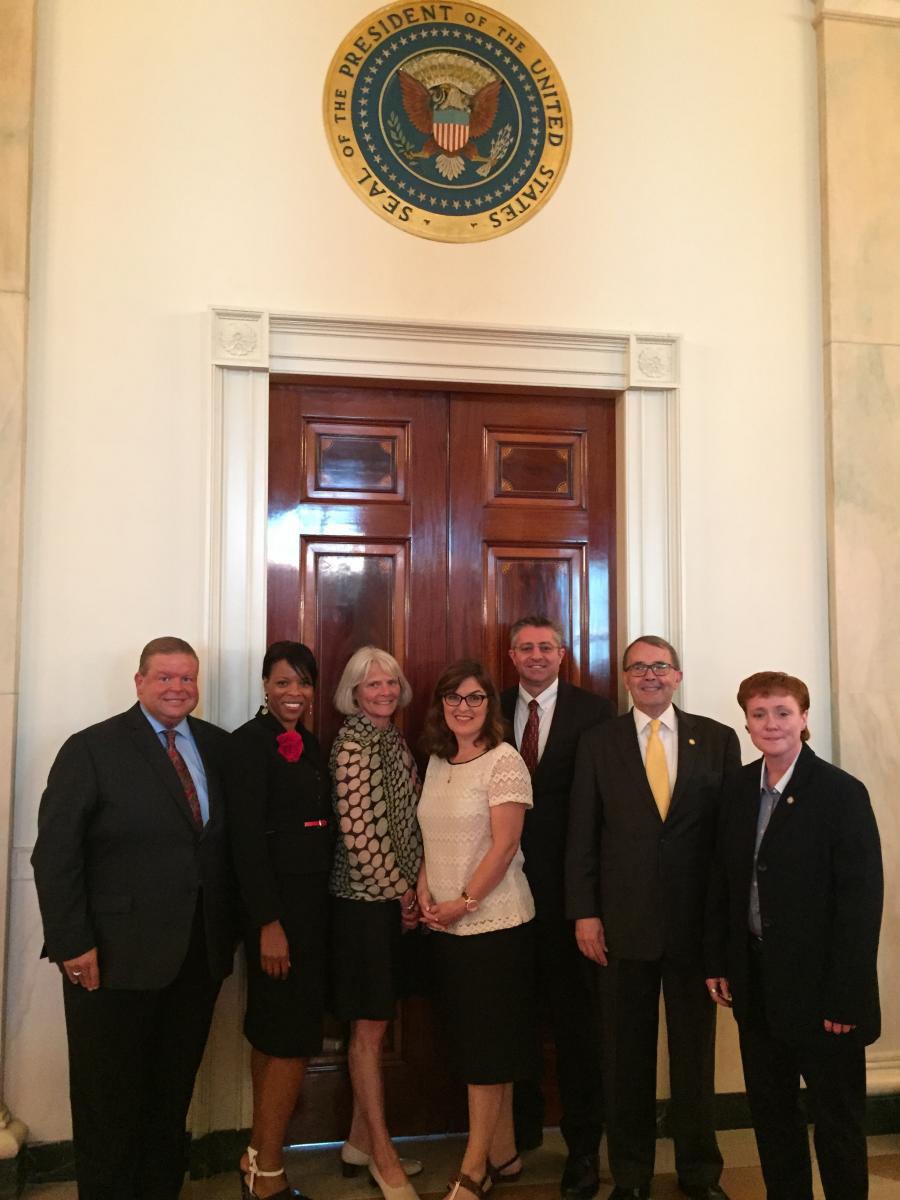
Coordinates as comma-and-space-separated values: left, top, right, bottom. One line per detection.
757, 861, 767, 872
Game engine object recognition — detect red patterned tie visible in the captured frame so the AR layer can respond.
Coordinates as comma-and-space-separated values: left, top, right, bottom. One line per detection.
165, 730, 203, 828
520, 699, 540, 775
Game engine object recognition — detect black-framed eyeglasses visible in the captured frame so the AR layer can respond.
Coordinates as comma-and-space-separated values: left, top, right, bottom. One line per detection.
624, 661, 673, 676
442, 691, 488, 708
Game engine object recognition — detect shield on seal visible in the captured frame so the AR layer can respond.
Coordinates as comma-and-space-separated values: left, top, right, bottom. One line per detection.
433, 108, 470, 153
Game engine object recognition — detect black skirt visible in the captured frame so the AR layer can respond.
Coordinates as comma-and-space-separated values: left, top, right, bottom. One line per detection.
430, 921, 538, 1085
243, 872, 330, 1058
330, 895, 406, 1021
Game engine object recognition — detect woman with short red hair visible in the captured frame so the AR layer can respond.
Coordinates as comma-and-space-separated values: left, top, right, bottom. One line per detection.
705, 671, 882, 1200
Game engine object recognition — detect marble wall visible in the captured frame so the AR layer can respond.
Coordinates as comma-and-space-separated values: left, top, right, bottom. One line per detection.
818, 0, 900, 1088
0, 0, 34, 1156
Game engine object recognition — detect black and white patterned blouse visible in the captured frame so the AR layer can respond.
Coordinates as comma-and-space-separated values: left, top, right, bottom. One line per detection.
329, 713, 423, 902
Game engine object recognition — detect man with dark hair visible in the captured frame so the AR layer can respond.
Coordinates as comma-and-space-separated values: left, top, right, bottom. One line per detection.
567, 636, 740, 1200
501, 616, 616, 1199
32, 637, 234, 1199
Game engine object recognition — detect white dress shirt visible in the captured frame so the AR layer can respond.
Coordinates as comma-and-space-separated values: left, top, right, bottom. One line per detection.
632, 703, 678, 791
514, 678, 560, 765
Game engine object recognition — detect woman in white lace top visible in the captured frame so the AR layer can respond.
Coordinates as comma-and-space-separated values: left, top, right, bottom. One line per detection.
417, 659, 537, 1200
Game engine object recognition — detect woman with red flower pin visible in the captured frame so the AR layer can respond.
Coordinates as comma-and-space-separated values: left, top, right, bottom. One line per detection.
226, 641, 334, 1200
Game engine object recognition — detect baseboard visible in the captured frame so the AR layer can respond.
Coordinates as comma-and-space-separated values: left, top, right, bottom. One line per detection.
17, 1093, 900, 1191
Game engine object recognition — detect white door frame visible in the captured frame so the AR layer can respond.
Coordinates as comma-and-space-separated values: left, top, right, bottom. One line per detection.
192, 306, 683, 1136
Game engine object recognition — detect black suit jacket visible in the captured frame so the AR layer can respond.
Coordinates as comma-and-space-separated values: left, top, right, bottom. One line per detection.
502, 680, 616, 918
704, 744, 883, 1045
566, 706, 741, 963
32, 703, 235, 989
225, 711, 334, 930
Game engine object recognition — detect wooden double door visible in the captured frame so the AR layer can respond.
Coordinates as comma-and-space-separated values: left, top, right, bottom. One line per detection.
267, 377, 617, 1142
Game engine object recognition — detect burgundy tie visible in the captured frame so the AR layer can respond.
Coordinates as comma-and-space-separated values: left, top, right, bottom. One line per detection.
520, 699, 540, 775
165, 730, 203, 828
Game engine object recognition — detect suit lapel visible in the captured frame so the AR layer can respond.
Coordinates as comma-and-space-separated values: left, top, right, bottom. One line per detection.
669, 707, 699, 813
533, 681, 570, 782
501, 688, 517, 748
615, 714, 661, 818
759, 743, 814, 850
125, 704, 201, 834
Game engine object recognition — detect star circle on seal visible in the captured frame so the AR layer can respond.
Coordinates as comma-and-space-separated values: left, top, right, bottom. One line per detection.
324, 2, 572, 243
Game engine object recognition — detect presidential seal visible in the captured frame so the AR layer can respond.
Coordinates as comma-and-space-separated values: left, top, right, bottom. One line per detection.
324, 2, 572, 242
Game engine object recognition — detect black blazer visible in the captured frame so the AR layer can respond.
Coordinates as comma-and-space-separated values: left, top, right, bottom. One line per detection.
566, 706, 741, 964
704, 744, 883, 1045
32, 703, 235, 989
501, 680, 616, 918
225, 711, 334, 930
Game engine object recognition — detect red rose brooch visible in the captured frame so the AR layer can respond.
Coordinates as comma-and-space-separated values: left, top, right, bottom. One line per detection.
276, 730, 304, 762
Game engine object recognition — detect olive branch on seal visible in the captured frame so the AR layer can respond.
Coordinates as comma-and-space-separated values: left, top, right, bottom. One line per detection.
387, 112, 417, 160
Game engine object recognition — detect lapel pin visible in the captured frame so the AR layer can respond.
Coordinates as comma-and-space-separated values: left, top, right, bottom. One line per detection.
786, 796, 795, 805
688, 738, 696, 746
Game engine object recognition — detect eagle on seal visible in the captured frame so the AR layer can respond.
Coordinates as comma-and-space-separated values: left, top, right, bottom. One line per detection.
396, 53, 503, 180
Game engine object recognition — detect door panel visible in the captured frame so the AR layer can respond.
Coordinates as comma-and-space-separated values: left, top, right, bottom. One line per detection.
269, 382, 449, 753
448, 393, 616, 694
301, 540, 408, 745
266, 377, 616, 1144
483, 546, 586, 689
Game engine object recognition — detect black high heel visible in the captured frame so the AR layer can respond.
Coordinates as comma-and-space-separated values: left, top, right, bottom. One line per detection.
488, 1155, 523, 1185
444, 1173, 492, 1200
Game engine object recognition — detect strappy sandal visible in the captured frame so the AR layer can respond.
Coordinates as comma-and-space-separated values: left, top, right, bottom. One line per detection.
445, 1172, 492, 1200
241, 1146, 311, 1200
488, 1155, 523, 1185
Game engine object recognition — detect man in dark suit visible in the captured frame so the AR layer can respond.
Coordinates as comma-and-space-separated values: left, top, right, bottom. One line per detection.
501, 615, 616, 1199
705, 671, 882, 1200
566, 635, 740, 1200
32, 636, 235, 1200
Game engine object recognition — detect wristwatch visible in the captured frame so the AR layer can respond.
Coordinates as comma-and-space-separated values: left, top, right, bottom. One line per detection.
461, 889, 479, 913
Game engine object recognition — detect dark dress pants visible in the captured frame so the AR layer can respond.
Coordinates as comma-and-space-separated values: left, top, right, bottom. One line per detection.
513, 917, 603, 1157
739, 941, 868, 1200
598, 956, 722, 1189
63, 908, 221, 1200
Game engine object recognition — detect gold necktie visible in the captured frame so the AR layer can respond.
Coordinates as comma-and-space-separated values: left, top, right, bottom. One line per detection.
645, 718, 670, 820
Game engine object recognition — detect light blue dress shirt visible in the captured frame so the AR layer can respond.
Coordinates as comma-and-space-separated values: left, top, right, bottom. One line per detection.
140, 704, 210, 825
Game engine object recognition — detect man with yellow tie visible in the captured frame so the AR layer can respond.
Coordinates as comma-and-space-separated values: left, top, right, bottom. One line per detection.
565, 636, 741, 1200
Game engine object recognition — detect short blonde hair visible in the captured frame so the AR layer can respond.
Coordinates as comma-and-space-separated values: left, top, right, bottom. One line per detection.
333, 646, 413, 715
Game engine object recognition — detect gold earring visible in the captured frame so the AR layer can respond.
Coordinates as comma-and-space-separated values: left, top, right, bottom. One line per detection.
262, 693, 269, 715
